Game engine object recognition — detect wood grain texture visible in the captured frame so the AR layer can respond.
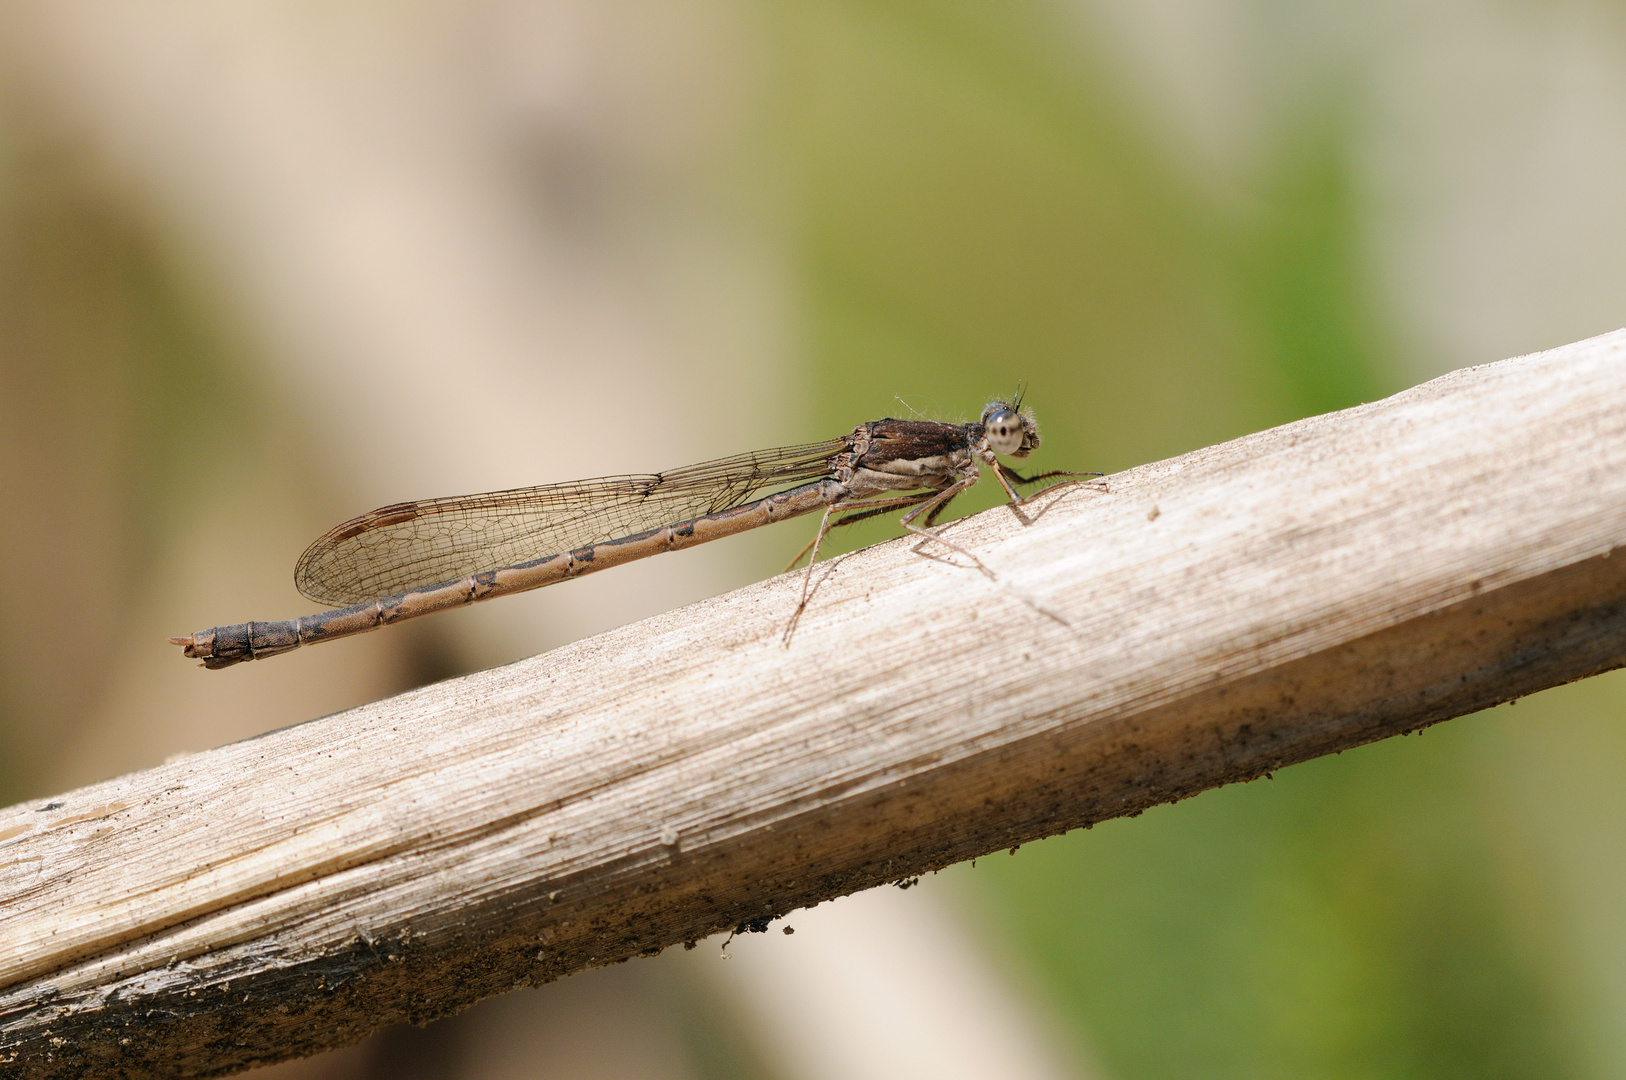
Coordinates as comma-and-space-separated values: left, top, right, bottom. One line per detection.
6, 329, 1626, 1077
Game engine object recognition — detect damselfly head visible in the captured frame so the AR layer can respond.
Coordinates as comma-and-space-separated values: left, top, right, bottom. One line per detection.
980, 400, 1040, 457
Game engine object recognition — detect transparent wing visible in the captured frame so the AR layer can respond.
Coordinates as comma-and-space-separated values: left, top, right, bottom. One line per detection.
293, 438, 848, 605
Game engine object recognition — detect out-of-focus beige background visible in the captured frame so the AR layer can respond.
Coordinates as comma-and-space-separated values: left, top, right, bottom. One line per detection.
3, 3, 1626, 1078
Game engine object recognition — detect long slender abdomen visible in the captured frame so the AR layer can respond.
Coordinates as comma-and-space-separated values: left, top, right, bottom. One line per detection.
171, 481, 837, 667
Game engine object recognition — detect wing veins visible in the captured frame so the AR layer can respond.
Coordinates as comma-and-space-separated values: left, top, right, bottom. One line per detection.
294, 438, 847, 605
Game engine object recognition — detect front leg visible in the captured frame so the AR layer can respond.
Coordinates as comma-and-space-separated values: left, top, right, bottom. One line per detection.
990, 461, 1106, 505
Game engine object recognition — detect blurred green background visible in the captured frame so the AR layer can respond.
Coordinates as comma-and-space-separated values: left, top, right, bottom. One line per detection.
3, 2, 1626, 1078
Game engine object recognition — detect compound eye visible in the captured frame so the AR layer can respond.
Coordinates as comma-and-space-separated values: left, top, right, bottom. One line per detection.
984, 408, 1024, 455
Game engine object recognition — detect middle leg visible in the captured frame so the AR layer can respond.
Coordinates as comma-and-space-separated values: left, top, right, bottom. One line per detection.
791, 491, 938, 617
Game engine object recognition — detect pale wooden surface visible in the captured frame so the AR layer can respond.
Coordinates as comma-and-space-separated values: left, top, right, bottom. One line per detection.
6, 330, 1626, 1077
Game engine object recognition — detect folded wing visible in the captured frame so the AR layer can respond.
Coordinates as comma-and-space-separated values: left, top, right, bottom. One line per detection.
293, 439, 848, 606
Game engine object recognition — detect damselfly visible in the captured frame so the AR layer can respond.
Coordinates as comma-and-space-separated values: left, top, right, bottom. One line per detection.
172, 398, 1098, 667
